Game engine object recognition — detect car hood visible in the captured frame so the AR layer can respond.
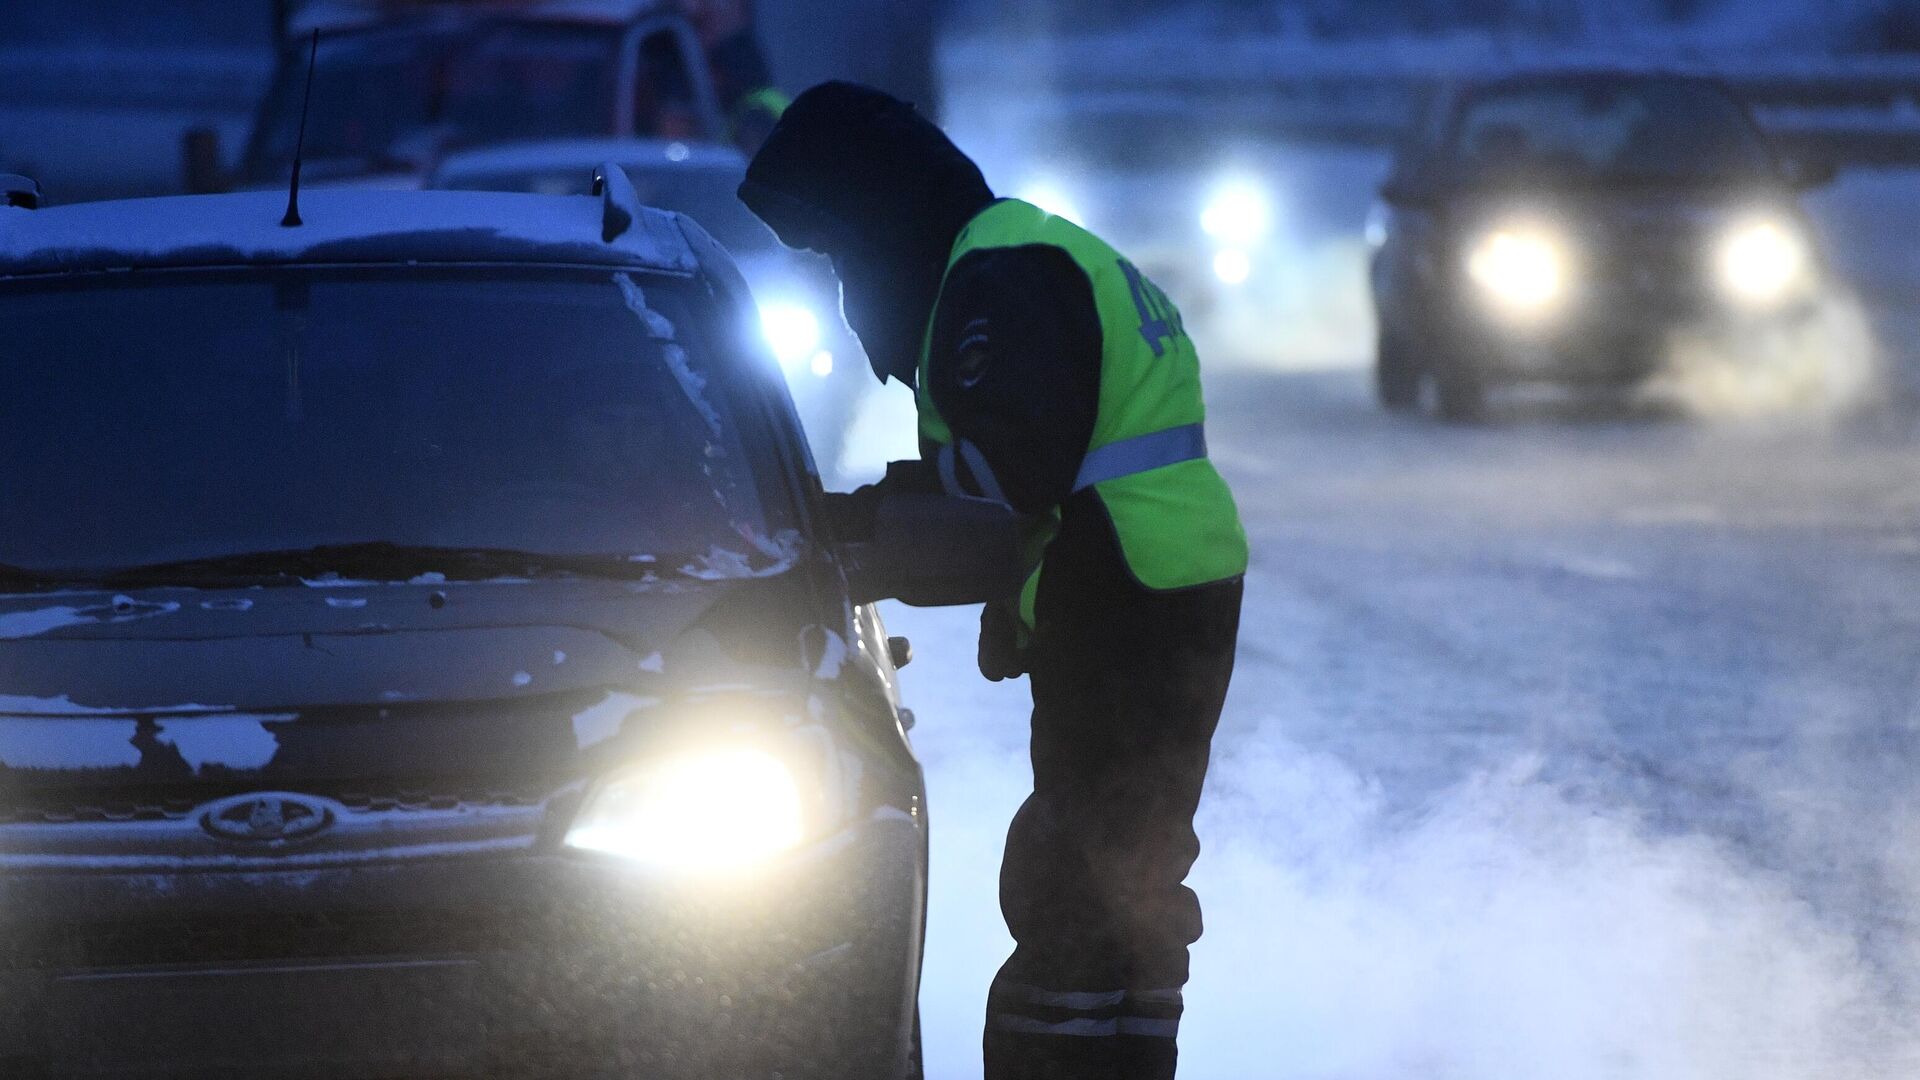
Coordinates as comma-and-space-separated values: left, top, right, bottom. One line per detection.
0, 580, 817, 795
1447, 182, 1799, 229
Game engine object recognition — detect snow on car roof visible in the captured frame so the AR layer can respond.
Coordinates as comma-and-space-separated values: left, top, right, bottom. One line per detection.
434, 138, 748, 183
0, 188, 700, 279
292, 0, 672, 34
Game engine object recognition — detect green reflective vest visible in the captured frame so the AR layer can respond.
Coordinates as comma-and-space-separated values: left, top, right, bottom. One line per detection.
916, 199, 1249, 625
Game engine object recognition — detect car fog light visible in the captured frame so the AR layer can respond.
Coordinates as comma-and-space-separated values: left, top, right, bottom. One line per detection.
760, 302, 823, 371
1467, 227, 1568, 316
1718, 220, 1809, 306
565, 747, 804, 872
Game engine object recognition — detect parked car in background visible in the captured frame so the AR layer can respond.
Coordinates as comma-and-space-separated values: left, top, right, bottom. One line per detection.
0, 168, 1021, 1079
191, 0, 725, 193
432, 137, 873, 479
1368, 70, 1836, 420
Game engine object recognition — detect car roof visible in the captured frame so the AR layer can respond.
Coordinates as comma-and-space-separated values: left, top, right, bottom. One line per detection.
0, 188, 701, 280
291, 0, 672, 35
434, 138, 747, 184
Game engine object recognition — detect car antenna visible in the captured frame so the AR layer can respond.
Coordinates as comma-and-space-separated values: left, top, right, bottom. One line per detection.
281, 28, 319, 228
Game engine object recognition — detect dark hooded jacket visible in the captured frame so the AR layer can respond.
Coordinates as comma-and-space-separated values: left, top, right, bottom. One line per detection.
738, 82, 1104, 517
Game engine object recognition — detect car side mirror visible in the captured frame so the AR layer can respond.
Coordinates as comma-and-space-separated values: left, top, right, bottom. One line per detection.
1781, 155, 1838, 190
182, 127, 229, 195
838, 494, 1028, 607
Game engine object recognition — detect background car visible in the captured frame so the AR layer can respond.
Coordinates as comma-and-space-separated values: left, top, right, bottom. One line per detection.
0, 169, 1019, 1079
431, 137, 874, 482
1368, 70, 1838, 420
192, 0, 727, 193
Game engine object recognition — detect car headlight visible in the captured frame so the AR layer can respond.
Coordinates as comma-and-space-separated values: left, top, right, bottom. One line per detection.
1467, 225, 1569, 316
565, 746, 805, 872
1717, 218, 1810, 306
1212, 249, 1252, 286
759, 301, 828, 375
1200, 181, 1275, 245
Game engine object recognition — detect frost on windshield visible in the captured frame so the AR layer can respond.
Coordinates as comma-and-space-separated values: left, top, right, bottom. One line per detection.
614, 272, 724, 439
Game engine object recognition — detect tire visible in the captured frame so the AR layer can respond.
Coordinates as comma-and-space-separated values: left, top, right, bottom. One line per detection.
1374, 330, 1422, 412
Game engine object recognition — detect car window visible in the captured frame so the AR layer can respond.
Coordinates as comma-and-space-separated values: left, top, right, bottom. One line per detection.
632, 28, 705, 140
0, 268, 789, 578
245, 24, 625, 183
1447, 79, 1775, 181
440, 24, 622, 150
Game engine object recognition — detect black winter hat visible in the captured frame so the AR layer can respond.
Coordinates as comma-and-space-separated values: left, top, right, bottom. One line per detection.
737, 81, 993, 259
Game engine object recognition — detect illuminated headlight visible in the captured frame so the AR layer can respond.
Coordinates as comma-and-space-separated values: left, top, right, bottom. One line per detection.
1467, 226, 1569, 316
760, 301, 825, 373
1213, 249, 1252, 286
1717, 219, 1810, 306
1200, 182, 1275, 245
565, 746, 805, 872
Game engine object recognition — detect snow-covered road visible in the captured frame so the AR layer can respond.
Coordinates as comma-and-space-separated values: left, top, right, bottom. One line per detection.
874, 162, 1920, 1077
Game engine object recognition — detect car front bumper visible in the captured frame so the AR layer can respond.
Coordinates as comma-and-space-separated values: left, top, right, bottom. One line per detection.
1444, 285, 1822, 385
0, 808, 925, 1080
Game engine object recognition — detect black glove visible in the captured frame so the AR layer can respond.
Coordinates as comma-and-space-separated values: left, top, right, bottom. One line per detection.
977, 601, 1028, 682
821, 486, 884, 543
821, 460, 944, 543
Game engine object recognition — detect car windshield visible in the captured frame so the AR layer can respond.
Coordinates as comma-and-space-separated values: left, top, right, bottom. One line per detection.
0, 267, 785, 582
244, 24, 624, 182
1447, 79, 1776, 182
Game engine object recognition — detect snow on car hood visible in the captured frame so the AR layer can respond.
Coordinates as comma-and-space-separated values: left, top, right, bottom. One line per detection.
0, 579, 818, 788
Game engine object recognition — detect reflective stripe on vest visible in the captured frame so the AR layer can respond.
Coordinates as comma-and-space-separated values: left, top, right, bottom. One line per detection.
937, 439, 1009, 504
915, 200, 1248, 617
1072, 423, 1207, 494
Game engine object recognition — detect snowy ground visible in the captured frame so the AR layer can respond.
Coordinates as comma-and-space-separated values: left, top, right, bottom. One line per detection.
860, 155, 1920, 1078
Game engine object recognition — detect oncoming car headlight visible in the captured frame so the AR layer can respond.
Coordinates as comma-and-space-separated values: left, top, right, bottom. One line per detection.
1717, 218, 1810, 306
1467, 226, 1569, 316
1200, 181, 1275, 245
565, 746, 806, 872
759, 301, 831, 377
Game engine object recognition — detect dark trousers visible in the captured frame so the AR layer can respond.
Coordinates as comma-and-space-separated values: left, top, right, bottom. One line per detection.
983, 508, 1243, 1080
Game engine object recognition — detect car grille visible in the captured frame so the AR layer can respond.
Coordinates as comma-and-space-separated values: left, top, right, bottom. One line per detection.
0, 784, 553, 826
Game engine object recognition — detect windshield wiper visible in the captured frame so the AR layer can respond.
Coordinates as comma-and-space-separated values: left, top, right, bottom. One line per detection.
96, 542, 661, 588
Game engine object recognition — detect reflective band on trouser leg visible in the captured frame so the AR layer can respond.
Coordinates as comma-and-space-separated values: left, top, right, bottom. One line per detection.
1119, 988, 1184, 1039
987, 981, 1127, 1037
1071, 424, 1208, 494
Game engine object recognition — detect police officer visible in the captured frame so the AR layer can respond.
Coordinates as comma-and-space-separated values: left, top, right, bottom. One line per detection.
738, 83, 1246, 1080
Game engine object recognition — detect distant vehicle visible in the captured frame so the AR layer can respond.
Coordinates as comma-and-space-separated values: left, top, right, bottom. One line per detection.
0, 171, 1024, 1079
192, 0, 727, 192
1368, 70, 1837, 420
432, 138, 871, 478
